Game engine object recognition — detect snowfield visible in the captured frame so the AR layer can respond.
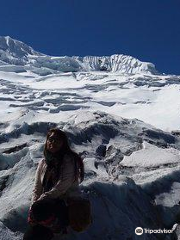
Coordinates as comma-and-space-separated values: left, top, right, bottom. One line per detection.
0, 36, 180, 240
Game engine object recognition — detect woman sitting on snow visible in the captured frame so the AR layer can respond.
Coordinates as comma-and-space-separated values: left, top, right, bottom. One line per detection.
23, 128, 86, 240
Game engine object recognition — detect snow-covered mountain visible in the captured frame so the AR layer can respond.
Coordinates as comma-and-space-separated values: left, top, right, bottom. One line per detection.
0, 36, 180, 240
0, 36, 158, 74
0, 36, 42, 65
74, 55, 158, 74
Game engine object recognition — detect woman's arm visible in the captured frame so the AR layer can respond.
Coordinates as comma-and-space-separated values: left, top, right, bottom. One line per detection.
38, 155, 75, 201
31, 160, 44, 204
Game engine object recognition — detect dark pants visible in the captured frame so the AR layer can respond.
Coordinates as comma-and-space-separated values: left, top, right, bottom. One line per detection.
23, 199, 69, 240
23, 225, 54, 240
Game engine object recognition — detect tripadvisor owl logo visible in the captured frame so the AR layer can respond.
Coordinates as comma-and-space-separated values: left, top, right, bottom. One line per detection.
135, 227, 143, 235
135, 227, 174, 235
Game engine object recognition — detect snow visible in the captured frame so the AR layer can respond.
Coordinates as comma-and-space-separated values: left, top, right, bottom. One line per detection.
74, 54, 158, 74
121, 141, 180, 167
0, 70, 179, 131
0, 36, 158, 75
0, 109, 179, 239
0, 222, 23, 240
0, 36, 180, 239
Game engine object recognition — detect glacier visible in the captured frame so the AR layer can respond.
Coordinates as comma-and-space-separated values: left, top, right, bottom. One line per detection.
0, 36, 180, 240
0, 36, 158, 75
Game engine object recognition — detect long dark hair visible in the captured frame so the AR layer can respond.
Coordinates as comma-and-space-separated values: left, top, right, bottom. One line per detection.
44, 128, 84, 183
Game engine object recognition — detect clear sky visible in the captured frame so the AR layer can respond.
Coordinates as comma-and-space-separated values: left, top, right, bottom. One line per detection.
0, 0, 179, 74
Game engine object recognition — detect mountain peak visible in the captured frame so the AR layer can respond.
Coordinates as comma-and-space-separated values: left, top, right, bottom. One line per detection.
0, 36, 38, 55
0, 36, 159, 75
0, 36, 41, 65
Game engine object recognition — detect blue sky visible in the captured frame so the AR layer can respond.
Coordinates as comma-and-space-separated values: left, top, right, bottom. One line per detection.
0, 0, 179, 74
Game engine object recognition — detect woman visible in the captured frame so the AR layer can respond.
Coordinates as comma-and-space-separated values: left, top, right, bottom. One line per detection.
24, 128, 84, 240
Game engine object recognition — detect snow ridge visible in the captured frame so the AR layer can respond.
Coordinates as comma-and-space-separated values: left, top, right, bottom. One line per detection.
0, 36, 158, 75
0, 36, 42, 65
76, 54, 158, 74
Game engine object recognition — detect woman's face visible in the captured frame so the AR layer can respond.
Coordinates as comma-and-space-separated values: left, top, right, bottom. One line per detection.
46, 132, 63, 153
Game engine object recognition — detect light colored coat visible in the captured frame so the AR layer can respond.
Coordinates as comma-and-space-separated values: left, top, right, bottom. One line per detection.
31, 153, 80, 204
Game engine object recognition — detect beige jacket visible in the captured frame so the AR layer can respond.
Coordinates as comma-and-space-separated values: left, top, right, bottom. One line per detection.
31, 153, 80, 204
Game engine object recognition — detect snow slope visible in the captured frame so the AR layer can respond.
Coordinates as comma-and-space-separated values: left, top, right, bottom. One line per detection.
1, 110, 180, 240
0, 69, 179, 131
0, 37, 180, 240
